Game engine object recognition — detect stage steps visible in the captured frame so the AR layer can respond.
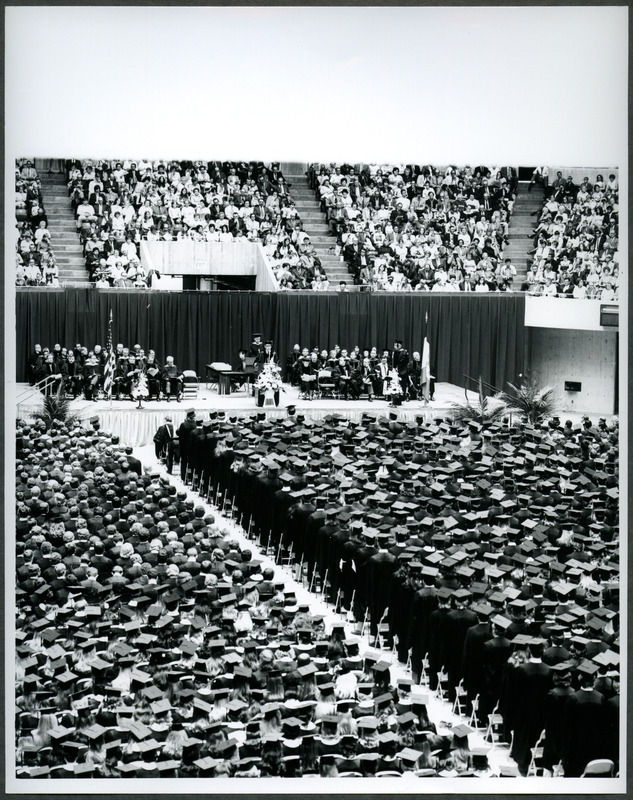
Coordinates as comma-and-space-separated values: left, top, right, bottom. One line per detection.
502, 182, 544, 288
38, 173, 90, 285
283, 164, 354, 286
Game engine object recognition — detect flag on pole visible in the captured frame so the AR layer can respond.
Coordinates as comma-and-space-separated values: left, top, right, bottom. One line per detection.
421, 312, 430, 403
103, 309, 116, 398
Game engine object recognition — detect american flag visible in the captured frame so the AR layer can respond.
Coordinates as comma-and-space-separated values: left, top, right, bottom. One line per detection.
102, 309, 116, 397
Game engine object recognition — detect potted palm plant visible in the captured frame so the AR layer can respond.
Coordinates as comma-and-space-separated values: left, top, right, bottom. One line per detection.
498, 376, 558, 425
449, 377, 507, 425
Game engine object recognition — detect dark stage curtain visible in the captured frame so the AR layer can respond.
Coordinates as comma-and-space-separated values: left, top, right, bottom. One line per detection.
15, 290, 525, 392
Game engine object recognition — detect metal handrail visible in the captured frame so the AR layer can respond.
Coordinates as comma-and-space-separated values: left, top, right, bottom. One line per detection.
16, 375, 61, 404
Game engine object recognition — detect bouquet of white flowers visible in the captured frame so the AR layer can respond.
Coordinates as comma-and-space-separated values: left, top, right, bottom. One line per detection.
131, 369, 148, 400
255, 363, 283, 393
383, 369, 403, 398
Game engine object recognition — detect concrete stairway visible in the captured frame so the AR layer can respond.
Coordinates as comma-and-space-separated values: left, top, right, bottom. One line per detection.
501, 182, 544, 288
39, 174, 90, 284
283, 165, 354, 286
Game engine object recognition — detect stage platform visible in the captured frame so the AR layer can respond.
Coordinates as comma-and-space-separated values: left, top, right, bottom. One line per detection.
15, 381, 480, 447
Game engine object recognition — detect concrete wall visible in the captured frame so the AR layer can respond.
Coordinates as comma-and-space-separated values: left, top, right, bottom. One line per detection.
143, 241, 259, 276
527, 327, 618, 415
524, 296, 619, 332
139, 241, 279, 292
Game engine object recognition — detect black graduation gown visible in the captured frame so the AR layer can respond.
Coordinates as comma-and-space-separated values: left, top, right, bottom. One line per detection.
542, 686, 574, 769
365, 550, 397, 636
561, 688, 607, 777
480, 636, 512, 718
177, 418, 197, 480
461, 622, 492, 703
426, 606, 451, 689
443, 607, 478, 698
509, 661, 553, 774
409, 586, 439, 682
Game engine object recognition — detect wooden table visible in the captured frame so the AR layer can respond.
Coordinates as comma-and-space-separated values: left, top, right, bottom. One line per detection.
205, 365, 253, 395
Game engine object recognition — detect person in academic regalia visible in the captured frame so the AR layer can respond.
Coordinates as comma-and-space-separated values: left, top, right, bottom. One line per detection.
37, 353, 62, 396
561, 664, 607, 777
177, 409, 197, 481
145, 355, 162, 400
153, 415, 175, 472
461, 604, 493, 711
479, 616, 513, 718
408, 570, 439, 682
365, 534, 397, 639
542, 662, 575, 773
259, 340, 279, 366
425, 588, 453, 690
509, 639, 553, 775
61, 352, 84, 398
406, 352, 423, 400
442, 590, 478, 700
161, 356, 183, 401
249, 332, 264, 361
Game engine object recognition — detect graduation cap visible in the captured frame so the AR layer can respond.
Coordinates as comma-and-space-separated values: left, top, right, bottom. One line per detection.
397, 747, 424, 766
397, 711, 417, 727
451, 723, 472, 739
373, 692, 393, 709
491, 614, 512, 631
577, 659, 599, 678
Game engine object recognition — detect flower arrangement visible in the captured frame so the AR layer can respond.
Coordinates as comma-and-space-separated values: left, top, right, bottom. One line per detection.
131, 370, 148, 400
255, 362, 284, 393
383, 369, 403, 398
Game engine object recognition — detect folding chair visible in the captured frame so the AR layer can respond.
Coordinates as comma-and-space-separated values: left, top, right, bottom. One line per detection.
580, 759, 615, 778
420, 653, 430, 686
376, 622, 391, 649
436, 667, 450, 701
181, 370, 199, 400
280, 542, 294, 567
485, 702, 505, 745
317, 368, 337, 399
452, 679, 468, 716
469, 694, 482, 729
527, 729, 546, 776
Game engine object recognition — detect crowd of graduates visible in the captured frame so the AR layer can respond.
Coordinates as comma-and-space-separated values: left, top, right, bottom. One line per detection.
173, 405, 620, 777
17, 414, 496, 780
14, 394, 620, 780
306, 163, 519, 291
525, 171, 619, 300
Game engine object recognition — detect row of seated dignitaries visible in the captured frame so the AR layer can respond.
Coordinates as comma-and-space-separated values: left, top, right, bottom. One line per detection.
175, 407, 620, 776
18, 417, 531, 780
